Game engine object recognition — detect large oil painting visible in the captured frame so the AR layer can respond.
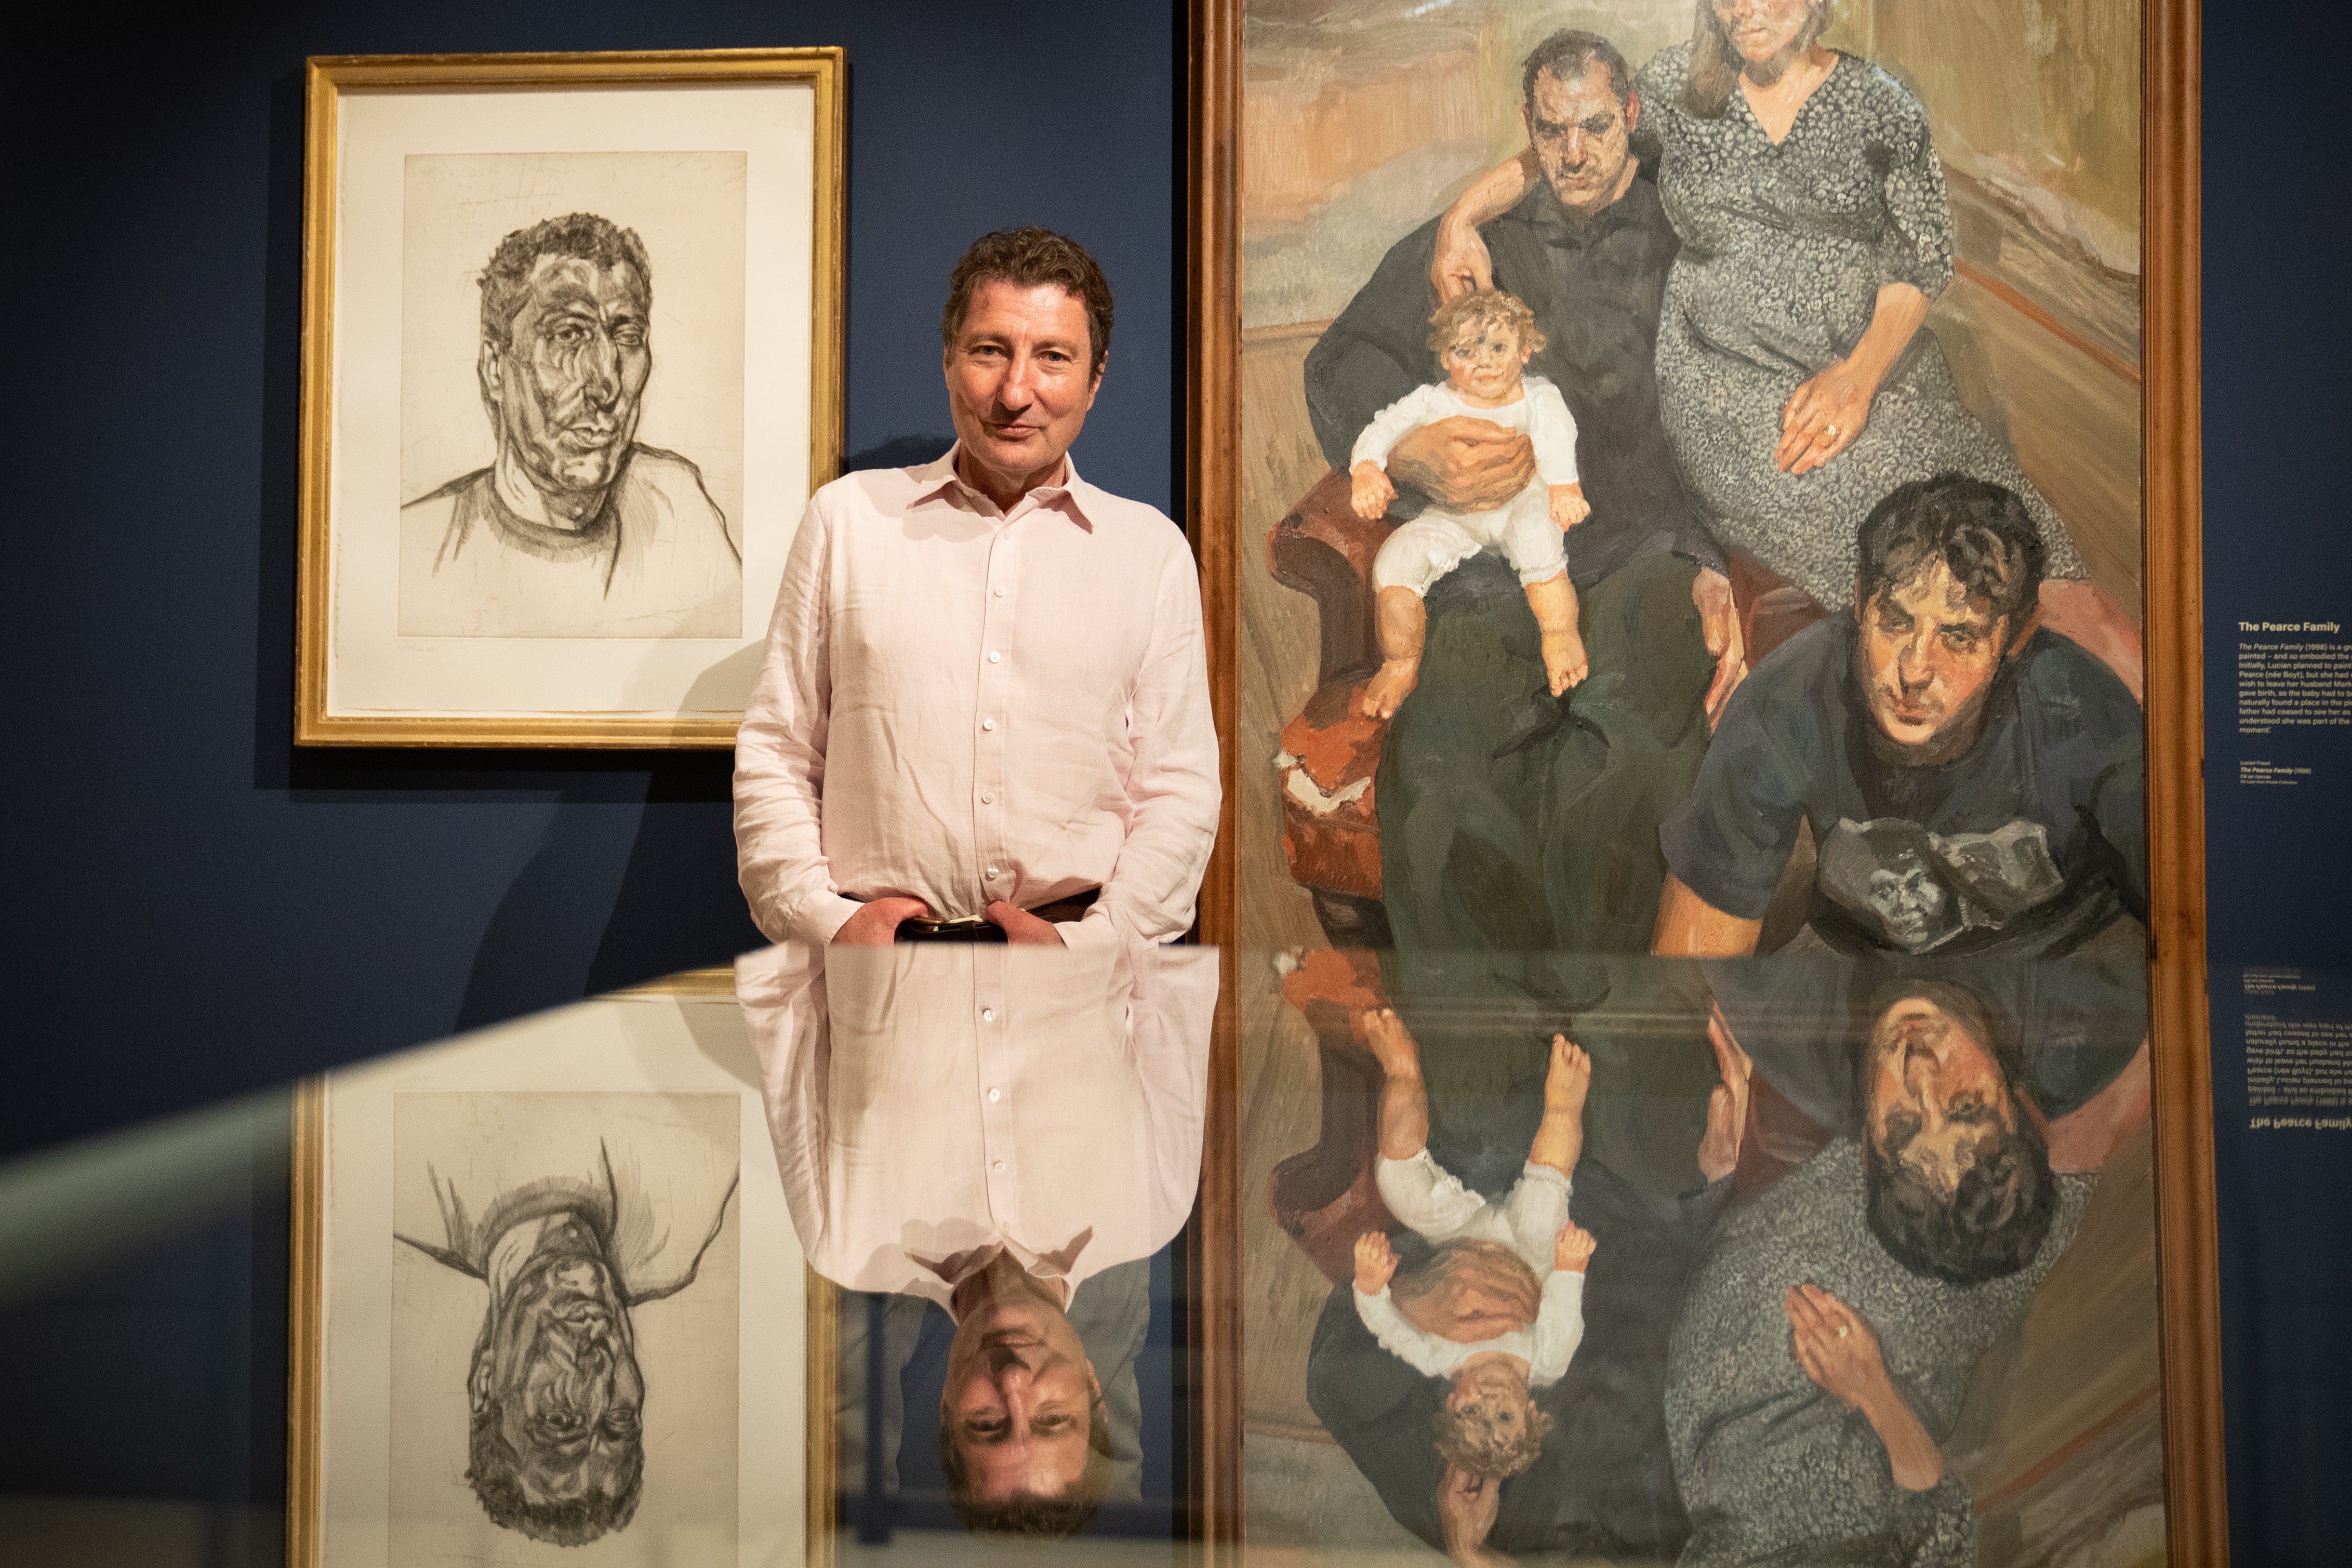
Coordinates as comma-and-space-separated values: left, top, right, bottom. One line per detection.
1228, 3, 2177, 1562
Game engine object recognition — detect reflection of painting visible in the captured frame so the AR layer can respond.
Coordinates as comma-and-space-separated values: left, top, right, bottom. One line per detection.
1235, 2, 2161, 1562
397, 163, 747, 640
390, 1093, 739, 1561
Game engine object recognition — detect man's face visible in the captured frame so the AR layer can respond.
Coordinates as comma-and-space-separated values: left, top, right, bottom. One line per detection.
941, 1280, 1101, 1504
1865, 996, 2015, 1200
483, 255, 651, 501
1857, 562, 2011, 752
1522, 61, 1637, 217
944, 280, 1100, 498
1712, 0, 1817, 69
1866, 854, 1947, 948
472, 1246, 645, 1510
1439, 318, 1533, 403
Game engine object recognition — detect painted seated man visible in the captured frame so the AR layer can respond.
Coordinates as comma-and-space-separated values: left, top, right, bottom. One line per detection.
401, 211, 742, 638
1654, 473, 2146, 961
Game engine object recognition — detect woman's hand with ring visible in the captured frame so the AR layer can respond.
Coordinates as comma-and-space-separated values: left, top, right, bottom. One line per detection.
1776, 358, 1876, 476
1785, 1282, 1888, 1410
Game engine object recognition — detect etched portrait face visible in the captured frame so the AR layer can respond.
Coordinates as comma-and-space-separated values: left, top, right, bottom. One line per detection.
467, 1218, 645, 1539
1858, 562, 2010, 752
1523, 58, 1636, 217
1866, 852, 1947, 948
482, 253, 652, 503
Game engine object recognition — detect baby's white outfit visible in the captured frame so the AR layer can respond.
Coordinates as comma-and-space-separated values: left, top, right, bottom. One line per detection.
1354, 376, 1581, 595
1352, 1150, 1585, 1387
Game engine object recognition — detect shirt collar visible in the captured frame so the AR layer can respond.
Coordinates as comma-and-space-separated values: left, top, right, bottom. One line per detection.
908, 442, 1100, 531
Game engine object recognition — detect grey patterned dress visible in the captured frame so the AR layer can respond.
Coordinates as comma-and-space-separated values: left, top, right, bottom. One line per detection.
1664, 1138, 2092, 1566
1638, 44, 2087, 609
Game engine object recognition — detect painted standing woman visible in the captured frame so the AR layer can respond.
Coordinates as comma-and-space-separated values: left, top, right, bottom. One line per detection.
1434, 1, 2141, 688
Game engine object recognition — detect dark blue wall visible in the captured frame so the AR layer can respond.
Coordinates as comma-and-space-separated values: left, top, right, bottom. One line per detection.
0, 1, 1179, 1160
2204, 8, 2352, 1567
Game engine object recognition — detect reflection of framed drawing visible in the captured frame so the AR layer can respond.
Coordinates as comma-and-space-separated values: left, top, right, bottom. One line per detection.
294, 51, 844, 747
287, 987, 829, 1566
1190, 0, 2218, 1562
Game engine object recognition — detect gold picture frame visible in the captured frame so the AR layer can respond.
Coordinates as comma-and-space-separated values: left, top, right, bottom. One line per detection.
1187, 0, 2221, 1561
294, 49, 846, 748
286, 980, 833, 1564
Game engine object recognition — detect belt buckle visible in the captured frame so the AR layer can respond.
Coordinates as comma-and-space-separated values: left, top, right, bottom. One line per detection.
904, 913, 991, 935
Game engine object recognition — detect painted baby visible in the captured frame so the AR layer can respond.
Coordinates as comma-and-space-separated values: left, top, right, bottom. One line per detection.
1349, 287, 1590, 719
1351, 1011, 1598, 1481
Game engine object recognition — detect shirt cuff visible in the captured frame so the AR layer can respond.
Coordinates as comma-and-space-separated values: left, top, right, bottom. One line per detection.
1056, 909, 1123, 953
790, 892, 865, 946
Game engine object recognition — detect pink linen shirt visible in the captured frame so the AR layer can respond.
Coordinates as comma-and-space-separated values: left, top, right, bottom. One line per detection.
734, 446, 1219, 948
737, 939, 1217, 1307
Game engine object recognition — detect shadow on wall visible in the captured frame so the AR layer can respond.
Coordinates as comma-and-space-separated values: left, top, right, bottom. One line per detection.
845, 434, 955, 472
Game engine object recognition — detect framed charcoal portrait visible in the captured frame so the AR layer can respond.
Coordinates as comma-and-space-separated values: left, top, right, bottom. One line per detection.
288, 984, 828, 1566
294, 50, 845, 746
1189, 1, 2218, 1563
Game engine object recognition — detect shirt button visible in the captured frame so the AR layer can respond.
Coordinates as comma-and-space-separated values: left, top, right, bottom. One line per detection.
992, 586, 1005, 598
985, 866, 1000, 879
988, 1087, 1002, 1102
981, 718, 996, 732
992, 1160, 1006, 1173
982, 1007, 996, 1022
988, 651, 1001, 664
981, 793, 994, 805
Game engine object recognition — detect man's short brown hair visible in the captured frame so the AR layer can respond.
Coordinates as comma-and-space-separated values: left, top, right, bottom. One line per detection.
940, 227, 1114, 379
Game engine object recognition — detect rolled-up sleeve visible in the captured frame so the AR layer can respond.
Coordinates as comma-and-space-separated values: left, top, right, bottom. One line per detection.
734, 495, 863, 945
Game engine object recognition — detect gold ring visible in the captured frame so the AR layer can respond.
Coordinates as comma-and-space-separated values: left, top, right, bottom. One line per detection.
1823, 423, 1840, 439
1835, 1325, 1850, 1339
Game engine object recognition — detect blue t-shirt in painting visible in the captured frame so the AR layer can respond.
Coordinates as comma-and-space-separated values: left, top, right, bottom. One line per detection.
1660, 618, 2145, 957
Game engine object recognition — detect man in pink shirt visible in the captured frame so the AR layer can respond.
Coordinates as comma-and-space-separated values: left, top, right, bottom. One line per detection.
734, 228, 1220, 948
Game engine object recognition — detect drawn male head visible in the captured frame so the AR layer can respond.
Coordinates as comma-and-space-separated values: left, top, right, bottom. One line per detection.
1519, 30, 1639, 218
1853, 474, 2047, 763
464, 1210, 647, 1545
477, 212, 654, 525
1856, 981, 2055, 1285
936, 1253, 1113, 1539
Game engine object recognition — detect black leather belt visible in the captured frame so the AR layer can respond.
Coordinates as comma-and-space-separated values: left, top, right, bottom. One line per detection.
896, 888, 1100, 943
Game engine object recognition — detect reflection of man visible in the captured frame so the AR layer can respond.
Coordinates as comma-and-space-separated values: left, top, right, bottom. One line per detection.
1656, 474, 2146, 959
1301, 31, 1738, 956
734, 228, 1217, 949
395, 1127, 739, 1546
737, 939, 1216, 1536
400, 211, 742, 638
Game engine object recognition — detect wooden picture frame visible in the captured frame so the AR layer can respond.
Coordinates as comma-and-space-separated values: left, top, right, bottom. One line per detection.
1186, 0, 2221, 1561
285, 981, 833, 1565
294, 49, 846, 748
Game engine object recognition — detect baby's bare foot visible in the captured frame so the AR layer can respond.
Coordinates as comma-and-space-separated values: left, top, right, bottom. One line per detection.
1360, 660, 1420, 720
1362, 1006, 1422, 1074
1542, 632, 1588, 696
1544, 1034, 1591, 1119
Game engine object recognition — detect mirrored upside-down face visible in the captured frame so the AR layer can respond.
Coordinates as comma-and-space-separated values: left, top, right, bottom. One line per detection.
1857, 562, 2012, 754
482, 254, 652, 501
1711, 0, 1823, 68
1444, 1357, 1538, 1450
1864, 995, 2017, 1201
940, 1280, 1101, 1504
1439, 318, 1534, 405
471, 1242, 645, 1512
1523, 60, 1637, 218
